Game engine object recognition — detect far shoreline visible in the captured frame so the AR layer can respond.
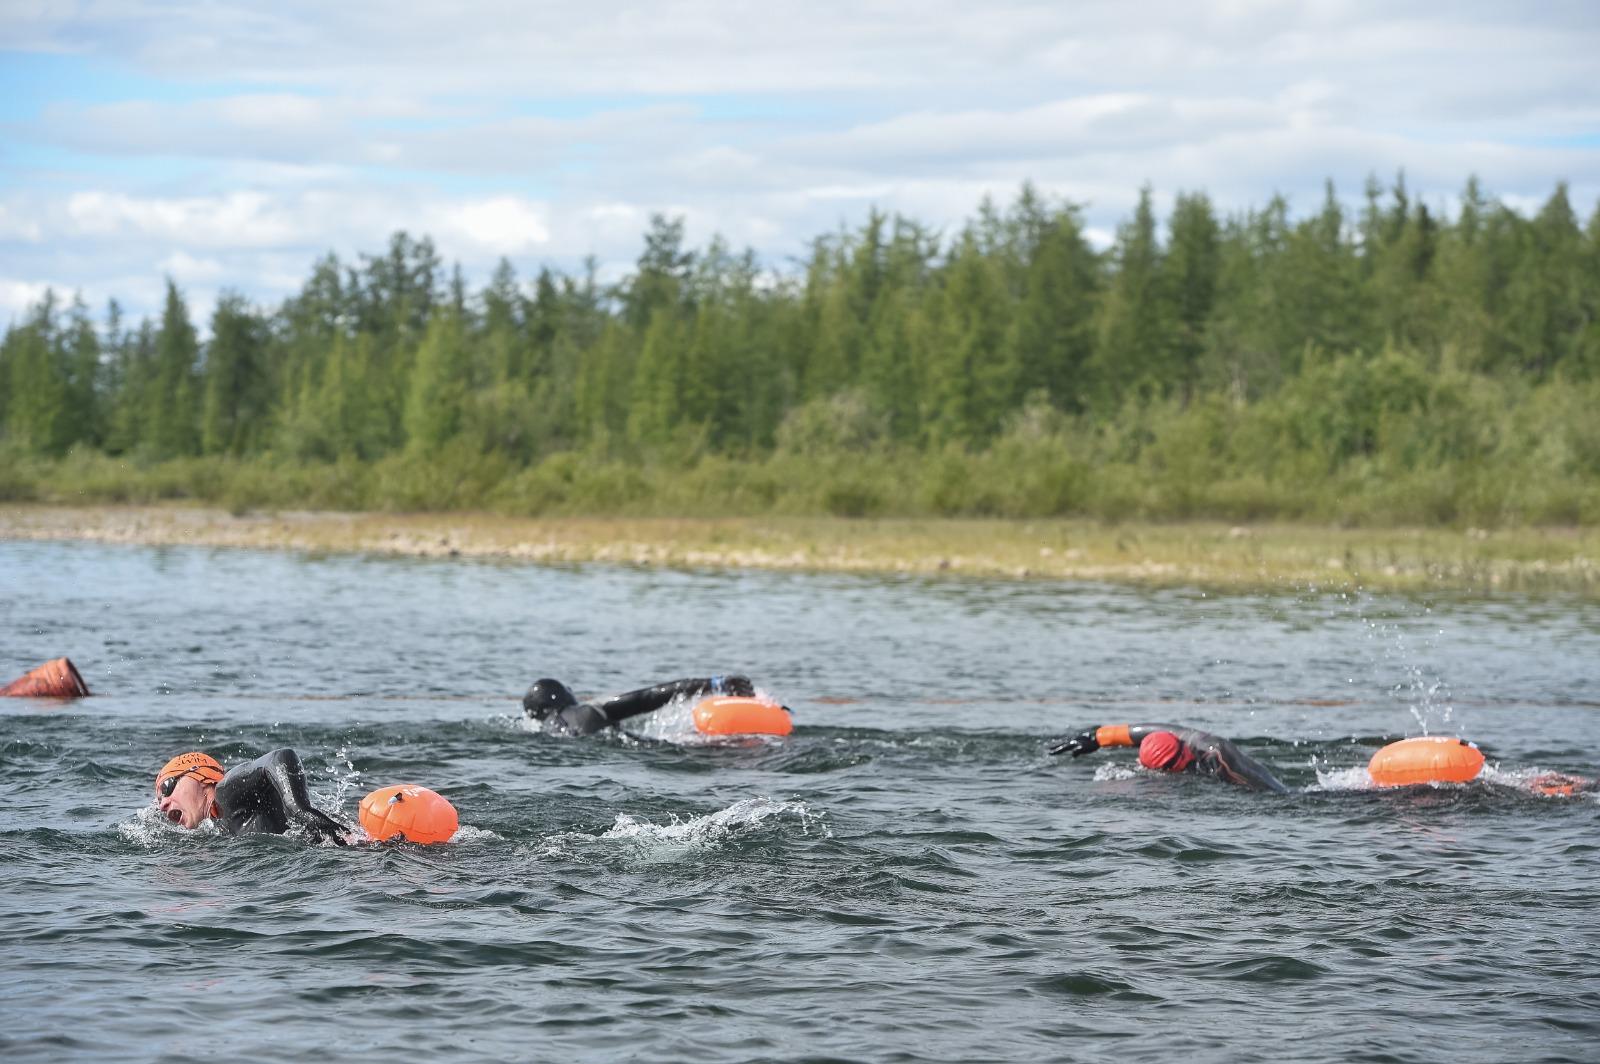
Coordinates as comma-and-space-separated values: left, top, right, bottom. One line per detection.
2, 503, 1596, 597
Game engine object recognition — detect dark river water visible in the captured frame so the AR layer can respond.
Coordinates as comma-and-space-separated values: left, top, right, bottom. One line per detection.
2, 539, 1598, 1063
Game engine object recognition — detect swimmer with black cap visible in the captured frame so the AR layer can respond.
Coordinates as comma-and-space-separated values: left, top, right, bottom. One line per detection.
155, 748, 355, 843
524, 674, 761, 736
1049, 722, 1289, 793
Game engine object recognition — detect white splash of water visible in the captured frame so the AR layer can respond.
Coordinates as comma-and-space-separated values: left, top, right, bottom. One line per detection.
1353, 600, 1457, 735
1306, 765, 1376, 792
319, 744, 363, 809
1091, 762, 1138, 782
600, 796, 827, 842
1479, 762, 1599, 800
540, 796, 830, 861
117, 804, 223, 847
625, 687, 787, 746
443, 825, 500, 843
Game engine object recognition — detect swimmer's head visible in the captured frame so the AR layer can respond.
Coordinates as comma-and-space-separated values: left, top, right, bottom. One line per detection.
523, 678, 577, 720
1138, 731, 1195, 773
154, 752, 224, 829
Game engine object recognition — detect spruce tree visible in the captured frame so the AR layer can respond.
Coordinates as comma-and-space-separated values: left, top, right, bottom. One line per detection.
148, 281, 201, 457
201, 292, 269, 455
1091, 186, 1169, 407
1008, 204, 1098, 412
1163, 192, 1220, 402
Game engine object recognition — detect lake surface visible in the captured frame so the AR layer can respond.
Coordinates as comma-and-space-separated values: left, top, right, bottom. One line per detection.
2, 539, 1598, 1063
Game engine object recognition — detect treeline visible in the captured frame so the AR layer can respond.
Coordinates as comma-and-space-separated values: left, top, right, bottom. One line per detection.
3, 177, 1599, 524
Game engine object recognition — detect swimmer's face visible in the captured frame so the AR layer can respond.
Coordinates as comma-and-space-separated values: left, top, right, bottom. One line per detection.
157, 774, 214, 829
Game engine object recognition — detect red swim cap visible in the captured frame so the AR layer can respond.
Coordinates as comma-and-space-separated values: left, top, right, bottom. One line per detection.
1138, 731, 1194, 773
155, 752, 225, 795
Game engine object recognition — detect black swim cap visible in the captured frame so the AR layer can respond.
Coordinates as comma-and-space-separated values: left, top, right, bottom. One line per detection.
523, 678, 577, 719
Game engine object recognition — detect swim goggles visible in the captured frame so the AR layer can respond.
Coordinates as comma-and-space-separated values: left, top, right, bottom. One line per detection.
158, 768, 214, 798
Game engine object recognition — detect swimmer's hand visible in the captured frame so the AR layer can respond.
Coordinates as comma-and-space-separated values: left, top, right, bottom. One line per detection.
1048, 730, 1100, 757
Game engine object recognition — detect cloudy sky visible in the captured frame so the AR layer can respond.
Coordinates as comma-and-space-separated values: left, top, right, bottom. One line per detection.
2, 1, 1597, 324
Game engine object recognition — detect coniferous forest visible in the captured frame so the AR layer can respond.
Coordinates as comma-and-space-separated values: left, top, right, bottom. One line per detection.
3, 177, 1599, 525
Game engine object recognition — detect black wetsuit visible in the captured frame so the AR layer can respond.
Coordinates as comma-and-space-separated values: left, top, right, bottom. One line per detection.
530, 676, 752, 737
212, 749, 352, 843
1056, 722, 1290, 794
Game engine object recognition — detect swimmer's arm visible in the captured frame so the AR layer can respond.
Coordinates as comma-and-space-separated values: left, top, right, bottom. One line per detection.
594, 675, 755, 726
1048, 723, 1183, 757
1209, 741, 1291, 794
261, 748, 355, 844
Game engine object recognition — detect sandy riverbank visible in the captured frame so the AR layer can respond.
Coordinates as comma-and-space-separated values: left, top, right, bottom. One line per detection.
2, 504, 1596, 595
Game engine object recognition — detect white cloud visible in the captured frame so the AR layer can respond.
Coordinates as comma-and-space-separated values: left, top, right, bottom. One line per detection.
0, 204, 45, 242
430, 196, 550, 254
158, 250, 226, 283
0, 279, 59, 320
65, 190, 299, 246
0, 1, 1594, 322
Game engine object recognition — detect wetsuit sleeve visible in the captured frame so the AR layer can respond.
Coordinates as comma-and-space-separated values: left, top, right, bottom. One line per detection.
1203, 736, 1291, 794
550, 702, 613, 737
1051, 722, 1185, 756
594, 677, 747, 726
1107, 723, 1188, 748
218, 749, 353, 843
547, 677, 754, 736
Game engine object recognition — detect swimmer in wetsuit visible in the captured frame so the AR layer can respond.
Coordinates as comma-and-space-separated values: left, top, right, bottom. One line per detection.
1049, 722, 1290, 794
524, 674, 759, 736
154, 750, 353, 843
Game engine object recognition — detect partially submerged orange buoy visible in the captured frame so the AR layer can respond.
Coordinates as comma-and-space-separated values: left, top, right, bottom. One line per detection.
358, 784, 458, 844
692, 696, 793, 737
1368, 736, 1485, 787
2, 657, 90, 698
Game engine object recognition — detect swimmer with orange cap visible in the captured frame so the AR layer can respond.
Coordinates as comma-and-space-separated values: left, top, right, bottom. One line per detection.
154, 749, 354, 843
1049, 722, 1289, 793
524, 674, 766, 736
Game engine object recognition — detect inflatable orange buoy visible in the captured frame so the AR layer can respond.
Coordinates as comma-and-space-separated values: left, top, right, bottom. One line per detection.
358, 785, 458, 844
1368, 736, 1485, 787
692, 696, 793, 737
2, 657, 90, 698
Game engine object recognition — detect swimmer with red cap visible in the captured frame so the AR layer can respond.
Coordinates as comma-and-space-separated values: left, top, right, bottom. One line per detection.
1049, 722, 1289, 793
155, 748, 354, 843
524, 674, 769, 736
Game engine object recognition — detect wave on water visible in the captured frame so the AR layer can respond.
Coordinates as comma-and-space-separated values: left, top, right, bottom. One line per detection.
599, 796, 827, 841
540, 796, 830, 864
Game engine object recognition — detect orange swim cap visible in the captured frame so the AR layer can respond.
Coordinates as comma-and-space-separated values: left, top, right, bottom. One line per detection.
155, 752, 225, 795
1138, 731, 1194, 773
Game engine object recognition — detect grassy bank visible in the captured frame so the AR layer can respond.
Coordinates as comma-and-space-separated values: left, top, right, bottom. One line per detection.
3, 503, 1596, 596
4, 425, 1600, 529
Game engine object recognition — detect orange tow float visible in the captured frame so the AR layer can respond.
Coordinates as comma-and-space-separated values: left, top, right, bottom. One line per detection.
692, 696, 793, 737
1368, 736, 1485, 787
2, 657, 90, 698
358, 784, 459, 844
